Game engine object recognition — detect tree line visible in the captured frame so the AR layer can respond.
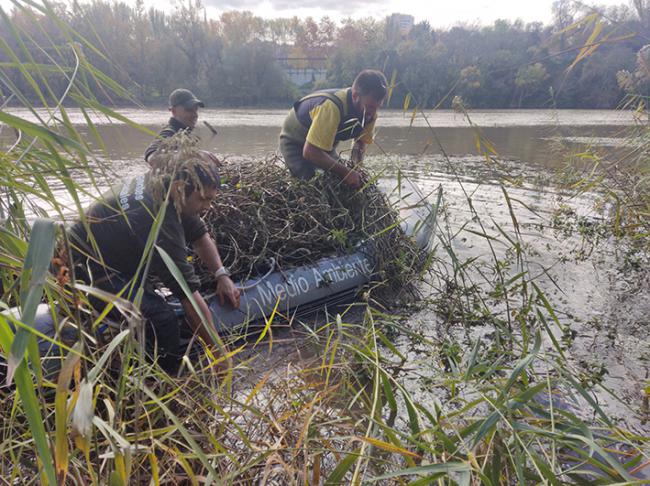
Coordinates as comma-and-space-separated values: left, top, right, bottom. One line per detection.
1, 0, 649, 109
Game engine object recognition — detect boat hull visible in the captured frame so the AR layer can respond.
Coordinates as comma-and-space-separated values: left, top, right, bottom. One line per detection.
206, 246, 375, 332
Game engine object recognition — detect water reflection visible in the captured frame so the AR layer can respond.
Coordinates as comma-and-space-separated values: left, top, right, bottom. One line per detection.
69, 123, 632, 171
1, 107, 638, 127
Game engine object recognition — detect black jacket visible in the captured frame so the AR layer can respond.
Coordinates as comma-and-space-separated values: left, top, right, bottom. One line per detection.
69, 173, 207, 298
144, 117, 192, 162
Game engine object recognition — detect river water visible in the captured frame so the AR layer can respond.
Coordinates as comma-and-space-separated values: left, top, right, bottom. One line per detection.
1, 107, 641, 165
1, 107, 648, 435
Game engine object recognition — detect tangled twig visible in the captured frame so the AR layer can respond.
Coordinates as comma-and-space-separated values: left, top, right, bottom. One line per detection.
200, 156, 425, 303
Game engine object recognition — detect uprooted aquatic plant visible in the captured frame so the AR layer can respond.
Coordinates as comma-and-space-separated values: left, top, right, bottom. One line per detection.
200, 155, 427, 304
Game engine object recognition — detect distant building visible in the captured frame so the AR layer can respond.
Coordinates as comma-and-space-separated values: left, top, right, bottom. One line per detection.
388, 13, 414, 38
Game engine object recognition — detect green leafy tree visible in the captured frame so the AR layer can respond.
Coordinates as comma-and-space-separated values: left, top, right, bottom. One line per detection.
515, 63, 549, 107
0, 0, 647, 108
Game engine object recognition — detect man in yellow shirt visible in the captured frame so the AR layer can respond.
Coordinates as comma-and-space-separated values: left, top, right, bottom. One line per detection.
279, 70, 388, 189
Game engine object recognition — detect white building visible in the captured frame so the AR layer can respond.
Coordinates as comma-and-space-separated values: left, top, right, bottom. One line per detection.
388, 13, 415, 38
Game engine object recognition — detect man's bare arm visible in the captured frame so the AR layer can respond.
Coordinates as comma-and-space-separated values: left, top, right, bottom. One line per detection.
181, 291, 231, 370
193, 232, 224, 272
303, 142, 362, 189
192, 233, 240, 309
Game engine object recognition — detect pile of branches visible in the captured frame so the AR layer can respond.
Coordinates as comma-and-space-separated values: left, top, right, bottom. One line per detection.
199, 156, 424, 301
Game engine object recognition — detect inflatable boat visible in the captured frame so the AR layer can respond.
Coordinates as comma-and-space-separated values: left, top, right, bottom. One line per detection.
203, 177, 438, 332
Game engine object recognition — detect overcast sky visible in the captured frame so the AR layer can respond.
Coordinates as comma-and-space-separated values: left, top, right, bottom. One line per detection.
0, 0, 631, 27
181, 0, 626, 28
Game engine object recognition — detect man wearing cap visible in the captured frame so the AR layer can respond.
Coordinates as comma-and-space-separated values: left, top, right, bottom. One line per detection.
279, 69, 388, 190
69, 158, 239, 373
145, 88, 219, 166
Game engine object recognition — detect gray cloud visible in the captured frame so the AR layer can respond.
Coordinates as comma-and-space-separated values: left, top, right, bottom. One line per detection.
203, 0, 386, 14
203, 0, 261, 9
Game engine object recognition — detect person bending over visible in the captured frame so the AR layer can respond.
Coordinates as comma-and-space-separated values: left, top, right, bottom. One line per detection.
69, 161, 239, 373
279, 69, 388, 189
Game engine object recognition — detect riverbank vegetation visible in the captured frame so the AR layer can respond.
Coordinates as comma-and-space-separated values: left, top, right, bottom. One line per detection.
574, 46, 650, 246
1, 0, 649, 108
1, 1, 649, 484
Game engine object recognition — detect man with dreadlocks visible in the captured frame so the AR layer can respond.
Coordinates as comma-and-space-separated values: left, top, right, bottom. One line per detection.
68, 156, 239, 374
279, 69, 388, 189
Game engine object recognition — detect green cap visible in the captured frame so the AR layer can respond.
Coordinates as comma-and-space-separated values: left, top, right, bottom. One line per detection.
169, 88, 204, 109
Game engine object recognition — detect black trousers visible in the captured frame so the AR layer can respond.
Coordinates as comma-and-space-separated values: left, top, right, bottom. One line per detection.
81, 261, 184, 373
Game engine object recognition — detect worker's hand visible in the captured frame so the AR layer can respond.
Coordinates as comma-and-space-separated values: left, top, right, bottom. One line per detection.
342, 169, 363, 190
216, 276, 240, 309
199, 150, 221, 167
